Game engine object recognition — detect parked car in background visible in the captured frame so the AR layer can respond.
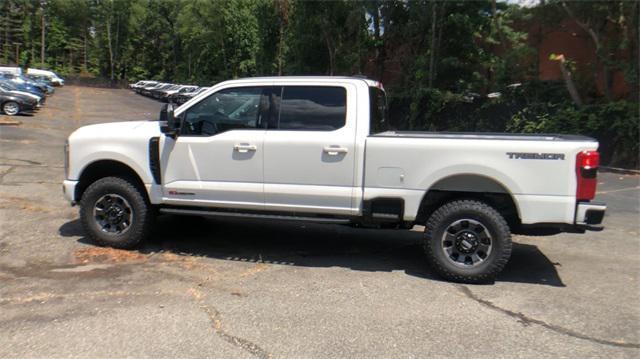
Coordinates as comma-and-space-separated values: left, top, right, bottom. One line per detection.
27, 74, 56, 94
130, 80, 153, 90
171, 86, 209, 105
0, 73, 50, 96
0, 88, 38, 116
135, 82, 155, 94
159, 85, 198, 102
148, 83, 175, 97
139, 82, 169, 96
149, 84, 180, 99
152, 85, 197, 101
130, 79, 204, 104
0, 81, 44, 106
26, 68, 64, 86
0, 66, 22, 75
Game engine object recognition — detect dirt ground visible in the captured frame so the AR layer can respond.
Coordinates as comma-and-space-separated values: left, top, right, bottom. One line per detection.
1, 86, 639, 358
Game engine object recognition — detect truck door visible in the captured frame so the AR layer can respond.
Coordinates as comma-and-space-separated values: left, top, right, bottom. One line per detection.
263, 84, 358, 215
162, 86, 270, 210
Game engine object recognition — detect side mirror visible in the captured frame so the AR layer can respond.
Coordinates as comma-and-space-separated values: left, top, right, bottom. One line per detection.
159, 103, 178, 137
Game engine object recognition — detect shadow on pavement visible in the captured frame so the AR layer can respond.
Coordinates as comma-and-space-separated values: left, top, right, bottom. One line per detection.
59, 215, 564, 287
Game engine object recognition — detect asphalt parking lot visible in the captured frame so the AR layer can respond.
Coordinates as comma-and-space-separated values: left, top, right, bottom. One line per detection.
1, 85, 639, 358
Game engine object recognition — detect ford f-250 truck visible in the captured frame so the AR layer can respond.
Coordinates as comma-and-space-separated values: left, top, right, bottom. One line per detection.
63, 76, 606, 283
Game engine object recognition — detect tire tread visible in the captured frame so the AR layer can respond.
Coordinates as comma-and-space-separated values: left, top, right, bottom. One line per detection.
79, 176, 153, 249
424, 199, 512, 283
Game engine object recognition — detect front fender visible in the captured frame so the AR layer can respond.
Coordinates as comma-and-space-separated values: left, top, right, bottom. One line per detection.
71, 149, 152, 184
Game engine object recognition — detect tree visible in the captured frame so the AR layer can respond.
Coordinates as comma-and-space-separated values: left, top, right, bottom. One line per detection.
557, 0, 637, 101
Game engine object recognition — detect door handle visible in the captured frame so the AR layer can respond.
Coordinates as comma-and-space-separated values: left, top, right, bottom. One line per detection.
234, 143, 257, 153
323, 146, 348, 155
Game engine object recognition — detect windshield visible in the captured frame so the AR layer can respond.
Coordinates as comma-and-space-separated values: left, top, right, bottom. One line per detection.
369, 86, 388, 134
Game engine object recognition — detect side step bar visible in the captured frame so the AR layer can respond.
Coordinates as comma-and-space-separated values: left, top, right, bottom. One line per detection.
159, 208, 352, 224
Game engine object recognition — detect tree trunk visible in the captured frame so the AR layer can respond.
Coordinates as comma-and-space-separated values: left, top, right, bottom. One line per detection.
219, 36, 229, 76
637, 4, 640, 104
323, 29, 335, 76
106, 18, 114, 81
275, 0, 289, 76
434, 3, 445, 86
428, 1, 437, 88
115, 14, 121, 79
327, 39, 335, 76
188, 52, 192, 79
556, 56, 583, 107
277, 21, 284, 75
83, 32, 87, 70
561, 1, 611, 100
40, 4, 45, 66
372, 2, 384, 81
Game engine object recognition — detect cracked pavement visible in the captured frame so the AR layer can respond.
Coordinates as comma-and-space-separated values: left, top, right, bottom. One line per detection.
1, 86, 639, 358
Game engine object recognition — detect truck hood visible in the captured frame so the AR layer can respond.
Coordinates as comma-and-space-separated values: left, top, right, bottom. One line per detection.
70, 120, 162, 142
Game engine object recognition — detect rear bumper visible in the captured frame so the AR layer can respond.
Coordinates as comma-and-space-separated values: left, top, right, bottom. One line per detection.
575, 201, 606, 225
514, 201, 606, 235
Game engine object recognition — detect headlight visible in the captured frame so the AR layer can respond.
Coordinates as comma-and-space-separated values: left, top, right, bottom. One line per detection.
64, 140, 69, 179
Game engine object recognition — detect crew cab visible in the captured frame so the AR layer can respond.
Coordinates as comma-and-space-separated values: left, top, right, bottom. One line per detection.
63, 76, 606, 283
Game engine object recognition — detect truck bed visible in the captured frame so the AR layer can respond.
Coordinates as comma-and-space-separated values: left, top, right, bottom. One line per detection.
363, 131, 599, 224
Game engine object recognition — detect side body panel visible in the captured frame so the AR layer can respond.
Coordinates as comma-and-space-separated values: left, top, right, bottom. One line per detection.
262, 80, 362, 215
363, 137, 598, 224
161, 130, 266, 209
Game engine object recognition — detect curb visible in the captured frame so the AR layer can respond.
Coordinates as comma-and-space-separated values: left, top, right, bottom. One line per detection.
0, 119, 22, 126
600, 166, 640, 175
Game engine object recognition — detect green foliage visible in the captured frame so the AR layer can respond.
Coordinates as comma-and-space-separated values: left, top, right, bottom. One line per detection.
0, 0, 637, 167
508, 100, 639, 168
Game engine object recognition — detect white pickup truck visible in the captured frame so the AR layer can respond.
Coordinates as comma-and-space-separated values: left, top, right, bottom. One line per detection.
63, 76, 606, 282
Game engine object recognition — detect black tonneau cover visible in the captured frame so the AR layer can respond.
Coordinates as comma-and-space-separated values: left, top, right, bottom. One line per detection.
371, 131, 596, 142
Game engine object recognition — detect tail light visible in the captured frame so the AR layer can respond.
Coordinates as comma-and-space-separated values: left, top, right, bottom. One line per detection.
576, 150, 599, 201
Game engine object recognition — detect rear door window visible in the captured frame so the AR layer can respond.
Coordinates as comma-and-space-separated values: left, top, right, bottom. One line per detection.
277, 86, 346, 131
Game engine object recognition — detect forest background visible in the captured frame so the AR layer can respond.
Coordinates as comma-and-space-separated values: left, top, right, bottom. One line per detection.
1, 0, 638, 167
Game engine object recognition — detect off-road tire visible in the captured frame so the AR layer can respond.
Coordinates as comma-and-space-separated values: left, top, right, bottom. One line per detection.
424, 200, 512, 283
80, 176, 154, 249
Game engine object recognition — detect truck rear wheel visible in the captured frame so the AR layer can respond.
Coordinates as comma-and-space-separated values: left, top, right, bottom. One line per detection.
424, 200, 512, 283
79, 176, 154, 249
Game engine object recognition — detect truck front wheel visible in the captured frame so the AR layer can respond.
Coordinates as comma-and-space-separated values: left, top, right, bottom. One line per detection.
424, 200, 512, 283
79, 176, 154, 249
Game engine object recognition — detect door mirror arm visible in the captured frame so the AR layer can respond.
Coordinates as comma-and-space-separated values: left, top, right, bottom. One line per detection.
159, 103, 179, 138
